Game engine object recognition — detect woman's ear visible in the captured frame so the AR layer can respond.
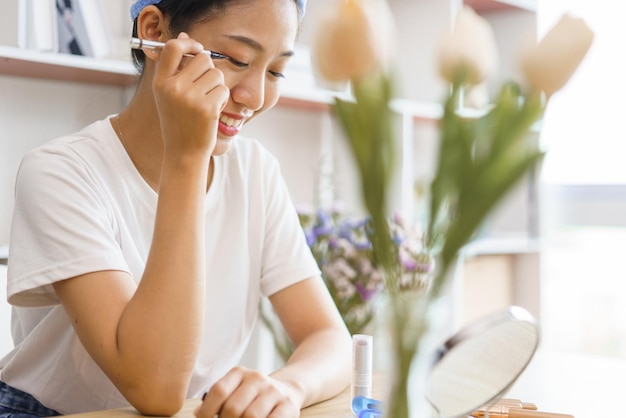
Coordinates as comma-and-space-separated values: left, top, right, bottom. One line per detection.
136, 5, 169, 47
136, 5, 169, 62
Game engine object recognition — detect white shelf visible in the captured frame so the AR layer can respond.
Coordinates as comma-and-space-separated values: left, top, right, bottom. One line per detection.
391, 99, 443, 121
462, 236, 540, 258
0, 46, 138, 85
1, 46, 543, 127
0, 47, 489, 122
0, 46, 359, 112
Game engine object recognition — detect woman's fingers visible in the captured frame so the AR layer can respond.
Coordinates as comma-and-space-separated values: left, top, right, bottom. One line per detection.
195, 368, 243, 418
150, 33, 230, 154
153, 32, 204, 77
194, 368, 300, 418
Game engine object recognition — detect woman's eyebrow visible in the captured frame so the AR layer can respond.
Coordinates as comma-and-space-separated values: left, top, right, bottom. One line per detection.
222, 34, 294, 58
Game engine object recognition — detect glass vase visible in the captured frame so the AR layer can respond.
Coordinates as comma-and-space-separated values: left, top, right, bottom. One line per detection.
382, 291, 433, 418
378, 259, 461, 418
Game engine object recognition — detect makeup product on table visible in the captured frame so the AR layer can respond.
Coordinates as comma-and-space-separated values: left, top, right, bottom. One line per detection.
352, 396, 383, 418
472, 404, 574, 418
351, 334, 373, 399
494, 399, 538, 411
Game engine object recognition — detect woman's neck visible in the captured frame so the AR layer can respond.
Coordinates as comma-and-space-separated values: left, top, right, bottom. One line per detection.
115, 97, 163, 191
115, 71, 215, 193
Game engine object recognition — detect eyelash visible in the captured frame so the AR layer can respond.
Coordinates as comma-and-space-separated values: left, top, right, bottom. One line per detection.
221, 57, 285, 79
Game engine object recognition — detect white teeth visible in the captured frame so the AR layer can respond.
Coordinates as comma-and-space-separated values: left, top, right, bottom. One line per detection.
219, 114, 242, 128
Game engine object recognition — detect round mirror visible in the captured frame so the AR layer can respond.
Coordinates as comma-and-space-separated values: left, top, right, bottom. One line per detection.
426, 306, 540, 418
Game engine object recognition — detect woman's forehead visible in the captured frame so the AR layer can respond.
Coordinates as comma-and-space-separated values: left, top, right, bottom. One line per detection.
194, 0, 299, 47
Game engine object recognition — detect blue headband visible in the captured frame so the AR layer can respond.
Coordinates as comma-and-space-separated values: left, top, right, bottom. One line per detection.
131, 0, 306, 21
130, 0, 161, 20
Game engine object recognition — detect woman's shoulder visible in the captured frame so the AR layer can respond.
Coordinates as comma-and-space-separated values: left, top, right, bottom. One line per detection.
21, 118, 116, 170
24, 118, 112, 161
17, 118, 120, 191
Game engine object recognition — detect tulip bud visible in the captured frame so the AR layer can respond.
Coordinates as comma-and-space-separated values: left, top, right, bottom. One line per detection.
311, 0, 396, 83
437, 6, 498, 85
520, 13, 594, 97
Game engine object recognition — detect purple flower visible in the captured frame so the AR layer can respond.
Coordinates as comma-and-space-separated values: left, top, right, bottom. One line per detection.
392, 211, 405, 227
414, 253, 435, 274
392, 232, 404, 245
313, 208, 335, 236
297, 204, 432, 335
353, 238, 372, 251
313, 224, 334, 237
316, 207, 332, 224
355, 282, 381, 302
304, 229, 317, 247
400, 254, 418, 271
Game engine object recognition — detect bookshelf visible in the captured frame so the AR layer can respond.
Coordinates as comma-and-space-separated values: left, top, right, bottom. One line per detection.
0, 45, 136, 86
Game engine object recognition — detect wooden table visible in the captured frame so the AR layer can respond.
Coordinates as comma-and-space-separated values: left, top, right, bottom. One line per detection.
64, 384, 362, 418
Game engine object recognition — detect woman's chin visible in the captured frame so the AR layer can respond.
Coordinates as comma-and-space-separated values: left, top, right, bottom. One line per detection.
212, 137, 234, 156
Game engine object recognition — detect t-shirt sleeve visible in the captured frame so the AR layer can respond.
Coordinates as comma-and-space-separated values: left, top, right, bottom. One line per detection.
7, 146, 127, 307
259, 157, 320, 297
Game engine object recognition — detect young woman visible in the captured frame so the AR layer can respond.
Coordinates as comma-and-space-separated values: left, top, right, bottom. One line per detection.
0, 0, 352, 417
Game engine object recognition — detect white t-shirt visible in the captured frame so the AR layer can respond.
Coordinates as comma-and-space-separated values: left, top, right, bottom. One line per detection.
0, 116, 320, 414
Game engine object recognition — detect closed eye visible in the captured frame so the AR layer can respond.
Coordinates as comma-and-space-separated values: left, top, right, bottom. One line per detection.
210, 53, 249, 68
226, 57, 249, 68
269, 70, 285, 79
214, 54, 285, 79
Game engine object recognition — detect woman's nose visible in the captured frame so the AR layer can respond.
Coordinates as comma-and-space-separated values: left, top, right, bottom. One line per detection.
230, 71, 265, 112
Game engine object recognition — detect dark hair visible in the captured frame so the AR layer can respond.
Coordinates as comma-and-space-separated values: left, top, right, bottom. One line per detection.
131, 0, 304, 72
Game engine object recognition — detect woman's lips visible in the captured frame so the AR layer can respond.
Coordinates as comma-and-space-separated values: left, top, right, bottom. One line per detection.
218, 113, 244, 137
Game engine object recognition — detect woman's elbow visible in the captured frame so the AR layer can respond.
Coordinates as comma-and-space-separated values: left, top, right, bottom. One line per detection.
129, 394, 186, 417
123, 380, 188, 416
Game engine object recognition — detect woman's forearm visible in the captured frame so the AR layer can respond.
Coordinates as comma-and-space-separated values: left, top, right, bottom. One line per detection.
270, 327, 352, 408
103, 156, 210, 414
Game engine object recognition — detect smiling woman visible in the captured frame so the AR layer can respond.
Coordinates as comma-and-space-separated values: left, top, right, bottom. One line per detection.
0, 1, 351, 417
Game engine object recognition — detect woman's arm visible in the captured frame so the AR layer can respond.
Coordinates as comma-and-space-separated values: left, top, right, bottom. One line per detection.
52, 35, 229, 416
195, 276, 352, 417
53, 154, 208, 415
270, 276, 352, 407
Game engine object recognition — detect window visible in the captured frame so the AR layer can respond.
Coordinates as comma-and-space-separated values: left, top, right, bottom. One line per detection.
538, 0, 626, 358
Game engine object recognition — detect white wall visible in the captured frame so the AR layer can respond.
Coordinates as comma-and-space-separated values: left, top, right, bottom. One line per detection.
481, 9, 536, 96
389, 0, 455, 102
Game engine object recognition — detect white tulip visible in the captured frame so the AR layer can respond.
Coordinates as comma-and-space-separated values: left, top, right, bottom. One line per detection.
311, 0, 396, 83
438, 6, 498, 85
520, 13, 594, 97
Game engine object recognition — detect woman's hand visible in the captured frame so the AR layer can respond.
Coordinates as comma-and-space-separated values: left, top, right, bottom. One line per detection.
194, 367, 304, 418
152, 32, 230, 159
193, 277, 352, 418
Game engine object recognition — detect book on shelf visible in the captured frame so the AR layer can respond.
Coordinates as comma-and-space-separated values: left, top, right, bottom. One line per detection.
0, 245, 8, 265
0, 0, 27, 48
26, 0, 58, 52
56, 0, 113, 58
